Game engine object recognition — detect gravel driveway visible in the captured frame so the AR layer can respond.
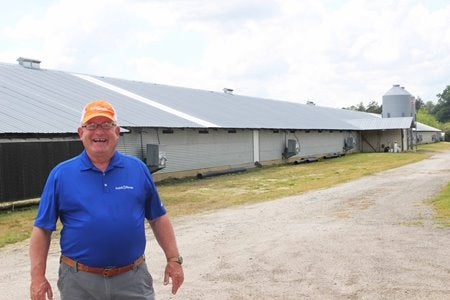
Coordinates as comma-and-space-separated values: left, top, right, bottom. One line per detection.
1, 151, 449, 300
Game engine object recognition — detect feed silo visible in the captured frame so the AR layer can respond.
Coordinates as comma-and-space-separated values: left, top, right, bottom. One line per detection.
382, 84, 416, 118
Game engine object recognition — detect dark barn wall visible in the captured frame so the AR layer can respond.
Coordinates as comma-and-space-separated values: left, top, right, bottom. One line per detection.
0, 141, 83, 202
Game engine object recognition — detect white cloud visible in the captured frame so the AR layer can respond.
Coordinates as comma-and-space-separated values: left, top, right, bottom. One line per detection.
1, 0, 450, 108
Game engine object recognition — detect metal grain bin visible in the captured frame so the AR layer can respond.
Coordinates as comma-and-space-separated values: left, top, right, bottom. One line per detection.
382, 84, 415, 118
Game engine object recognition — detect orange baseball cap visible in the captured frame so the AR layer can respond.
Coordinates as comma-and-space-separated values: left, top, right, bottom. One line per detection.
80, 100, 117, 124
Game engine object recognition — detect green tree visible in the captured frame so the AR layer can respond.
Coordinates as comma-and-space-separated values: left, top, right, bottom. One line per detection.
415, 97, 424, 111
356, 102, 366, 112
416, 108, 442, 129
343, 105, 357, 111
417, 107, 450, 142
433, 85, 450, 122
436, 106, 450, 123
424, 101, 435, 114
343, 101, 381, 114
366, 100, 382, 114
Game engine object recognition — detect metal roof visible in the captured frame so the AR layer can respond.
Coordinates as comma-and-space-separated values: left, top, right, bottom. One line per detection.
0, 61, 438, 134
383, 84, 412, 96
346, 117, 414, 130
414, 122, 442, 132
92, 74, 358, 130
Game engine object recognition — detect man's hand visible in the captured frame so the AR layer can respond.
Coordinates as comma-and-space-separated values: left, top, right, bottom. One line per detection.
163, 262, 184, 294
30, 276, 53, 300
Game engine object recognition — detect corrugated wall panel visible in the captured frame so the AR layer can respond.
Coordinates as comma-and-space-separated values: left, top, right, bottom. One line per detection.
117, 129, 159, 159
118, 128, 253, 173
417, 131, 440, 144
159, 129, 253, 172
118, 128, 361, 175
259, 130, 359, 161
259, 130, 284, 161
296, 131, 353, 156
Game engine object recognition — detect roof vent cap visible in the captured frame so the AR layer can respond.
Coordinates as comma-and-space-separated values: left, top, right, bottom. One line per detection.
17, 57, 41, 69
223, 88, 234, 94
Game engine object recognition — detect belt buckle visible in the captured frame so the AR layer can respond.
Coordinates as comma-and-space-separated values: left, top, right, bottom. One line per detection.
103, 267, 115, 277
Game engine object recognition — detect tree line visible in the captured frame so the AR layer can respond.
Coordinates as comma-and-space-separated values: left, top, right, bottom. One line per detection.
343, 85, 450, 141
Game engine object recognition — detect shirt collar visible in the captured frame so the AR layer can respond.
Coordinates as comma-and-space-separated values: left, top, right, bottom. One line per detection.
79, 150, 125, 172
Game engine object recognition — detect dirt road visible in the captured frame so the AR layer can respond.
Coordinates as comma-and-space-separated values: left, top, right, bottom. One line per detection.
1, 151, 450, 299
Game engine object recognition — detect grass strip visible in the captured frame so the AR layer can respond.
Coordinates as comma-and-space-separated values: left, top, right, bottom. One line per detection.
428, 182, 450, 227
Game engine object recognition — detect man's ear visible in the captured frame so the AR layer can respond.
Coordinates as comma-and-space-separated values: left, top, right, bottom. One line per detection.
77, 127, 83, 138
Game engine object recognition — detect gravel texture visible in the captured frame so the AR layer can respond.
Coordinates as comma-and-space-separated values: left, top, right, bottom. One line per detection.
1, 151, 449, 300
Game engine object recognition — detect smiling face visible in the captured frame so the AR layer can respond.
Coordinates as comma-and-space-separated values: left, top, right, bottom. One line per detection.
78, 116, 120, 162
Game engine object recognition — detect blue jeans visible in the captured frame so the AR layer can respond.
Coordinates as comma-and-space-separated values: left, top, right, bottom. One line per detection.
57, 261, 155, 300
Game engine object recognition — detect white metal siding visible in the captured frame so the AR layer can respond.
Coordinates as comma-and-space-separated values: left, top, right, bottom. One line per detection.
119, 128, 253, 173
259, 130, 285, 161
116, 129, 159, 158
295, 131, 350, 156
258, 130, 359, 161
416, 131, 440, 144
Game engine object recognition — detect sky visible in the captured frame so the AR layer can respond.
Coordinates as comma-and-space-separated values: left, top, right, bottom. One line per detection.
1, 0, 450, 109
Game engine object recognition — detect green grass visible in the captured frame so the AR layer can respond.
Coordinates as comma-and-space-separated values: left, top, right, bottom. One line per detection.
157, 151, 430, 216
1, 142, 449, 247
0, 208, 38, 248
428, 182, 450, 227
400, 220, 425, 226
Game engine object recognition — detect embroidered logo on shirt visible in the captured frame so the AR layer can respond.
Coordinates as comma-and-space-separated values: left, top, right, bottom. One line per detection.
115, 185, 134, 190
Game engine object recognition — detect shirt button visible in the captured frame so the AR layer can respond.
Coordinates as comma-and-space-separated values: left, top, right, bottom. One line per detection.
104, 184, 107, 187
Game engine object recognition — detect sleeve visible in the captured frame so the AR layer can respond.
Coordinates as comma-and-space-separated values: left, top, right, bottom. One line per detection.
141, 162, 167, 220
33, 168, 59, 231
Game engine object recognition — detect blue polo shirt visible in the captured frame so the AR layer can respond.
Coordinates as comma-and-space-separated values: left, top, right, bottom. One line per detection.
34, 150, 167, 267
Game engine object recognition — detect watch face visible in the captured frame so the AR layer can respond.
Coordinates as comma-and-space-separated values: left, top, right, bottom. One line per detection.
168, 255, 183, 264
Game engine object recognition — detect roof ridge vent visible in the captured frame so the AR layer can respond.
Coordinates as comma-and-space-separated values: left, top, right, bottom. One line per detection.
223, 88, 234, 94
17, 57, 41, 69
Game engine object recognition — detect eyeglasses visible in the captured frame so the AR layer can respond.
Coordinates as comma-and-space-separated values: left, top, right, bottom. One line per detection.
81, 122, 117, 131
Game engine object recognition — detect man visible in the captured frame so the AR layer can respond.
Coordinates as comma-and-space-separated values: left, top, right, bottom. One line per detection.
30, 100, 184, 300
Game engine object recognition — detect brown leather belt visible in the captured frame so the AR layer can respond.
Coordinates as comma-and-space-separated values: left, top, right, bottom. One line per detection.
60, 255, 145, 277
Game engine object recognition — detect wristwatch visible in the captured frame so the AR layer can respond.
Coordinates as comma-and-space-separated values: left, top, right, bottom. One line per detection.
167, 255, 183, 265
